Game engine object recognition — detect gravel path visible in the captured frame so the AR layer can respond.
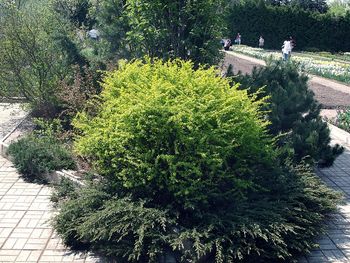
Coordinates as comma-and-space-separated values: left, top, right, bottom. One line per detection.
222, 52, 350, 109
0, 104, 28, 141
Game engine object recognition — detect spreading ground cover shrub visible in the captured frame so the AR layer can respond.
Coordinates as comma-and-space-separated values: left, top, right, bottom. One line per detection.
53, 59, 340, 262
234, 60, 343, 166
50, 177, 78, 207
8, 119, 75, 182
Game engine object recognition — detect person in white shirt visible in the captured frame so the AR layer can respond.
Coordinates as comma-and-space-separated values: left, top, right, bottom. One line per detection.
282, 39, 291, 60
259, 36, 264, 48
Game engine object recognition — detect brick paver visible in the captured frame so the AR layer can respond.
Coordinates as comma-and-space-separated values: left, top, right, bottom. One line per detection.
301, 150, 350, 262
0, 157, 101, 262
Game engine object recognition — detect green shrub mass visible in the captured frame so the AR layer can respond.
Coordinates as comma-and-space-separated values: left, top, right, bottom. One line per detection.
8, 135, 75, 182
54, 59, 340, 262
234, 60, 343, 166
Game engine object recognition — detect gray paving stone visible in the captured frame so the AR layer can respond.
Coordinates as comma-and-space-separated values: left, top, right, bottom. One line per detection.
303, 150, 350, 262
0, 152, 102, 262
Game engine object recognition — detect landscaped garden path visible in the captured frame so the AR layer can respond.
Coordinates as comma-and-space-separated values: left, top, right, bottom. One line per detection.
223, 51, 350, 111
0, 156, 101, 262
0, 104, 101, 262
300, 149, 350, 262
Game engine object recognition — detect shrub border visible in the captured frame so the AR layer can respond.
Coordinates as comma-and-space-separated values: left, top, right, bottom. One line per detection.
0, 115, 348, 187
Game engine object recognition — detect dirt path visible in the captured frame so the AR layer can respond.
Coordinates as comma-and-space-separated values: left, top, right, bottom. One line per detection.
222, 52, 350, 110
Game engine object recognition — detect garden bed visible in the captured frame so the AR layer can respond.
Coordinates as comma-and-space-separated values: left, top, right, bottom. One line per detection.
230, 46, 350, 85
0, 116, 87, 186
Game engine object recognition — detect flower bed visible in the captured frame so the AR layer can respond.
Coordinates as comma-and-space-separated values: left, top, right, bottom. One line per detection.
230, 46, 350, 84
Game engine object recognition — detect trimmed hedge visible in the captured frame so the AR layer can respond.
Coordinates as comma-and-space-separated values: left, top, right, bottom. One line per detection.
227, 1, 350, 52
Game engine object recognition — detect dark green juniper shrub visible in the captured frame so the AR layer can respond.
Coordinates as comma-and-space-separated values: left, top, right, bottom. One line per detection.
234, 60, 343, 166
8, 119, 75, 183
50, 177, 78, 207
53, 59, 340, 262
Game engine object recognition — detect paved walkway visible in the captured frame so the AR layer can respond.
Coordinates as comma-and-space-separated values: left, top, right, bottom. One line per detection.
300, 150, 350, 262
0, 104, 101, 262
0, 104, 27, 140
0, 156, 100, 262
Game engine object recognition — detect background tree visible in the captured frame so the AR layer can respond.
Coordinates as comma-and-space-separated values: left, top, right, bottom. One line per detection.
52, 0, 95, 28
235, 60, 343, 166
0, 1, 74, 115
264, 0, 328, 12
95, 0, 226, 66
91, 0, 130, 61
328, 0, 350, 16
290, 0, 328, 13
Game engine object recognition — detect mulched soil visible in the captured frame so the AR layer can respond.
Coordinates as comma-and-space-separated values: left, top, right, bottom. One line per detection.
222, 53, 350, 109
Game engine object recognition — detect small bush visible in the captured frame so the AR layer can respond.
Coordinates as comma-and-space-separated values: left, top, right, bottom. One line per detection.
57, 65, 102, 127
53, 59, 340, 262
235, 60, 343, 166
334, 108, 350, 133
73, 58, 273, 212
8, 135, 75, 182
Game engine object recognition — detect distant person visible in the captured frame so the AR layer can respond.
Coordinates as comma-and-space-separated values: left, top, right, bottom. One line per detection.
282, 39, 292, 60
220, 39, 225, 47
235, 33, 241, 45
224, 39, 231, 51
259, 36, 264, 48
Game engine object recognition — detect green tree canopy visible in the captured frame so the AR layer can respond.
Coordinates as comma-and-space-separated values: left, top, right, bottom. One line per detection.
94, 0, 226, 65
0, 0, 74, 114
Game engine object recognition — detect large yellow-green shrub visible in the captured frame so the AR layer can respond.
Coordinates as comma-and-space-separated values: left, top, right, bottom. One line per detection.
74, 58, 273, 211
53, 59, 339, 262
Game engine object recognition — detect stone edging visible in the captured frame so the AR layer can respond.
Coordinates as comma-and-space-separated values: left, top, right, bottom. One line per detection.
328, 123, 350, 150
45, 169, 85, 187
